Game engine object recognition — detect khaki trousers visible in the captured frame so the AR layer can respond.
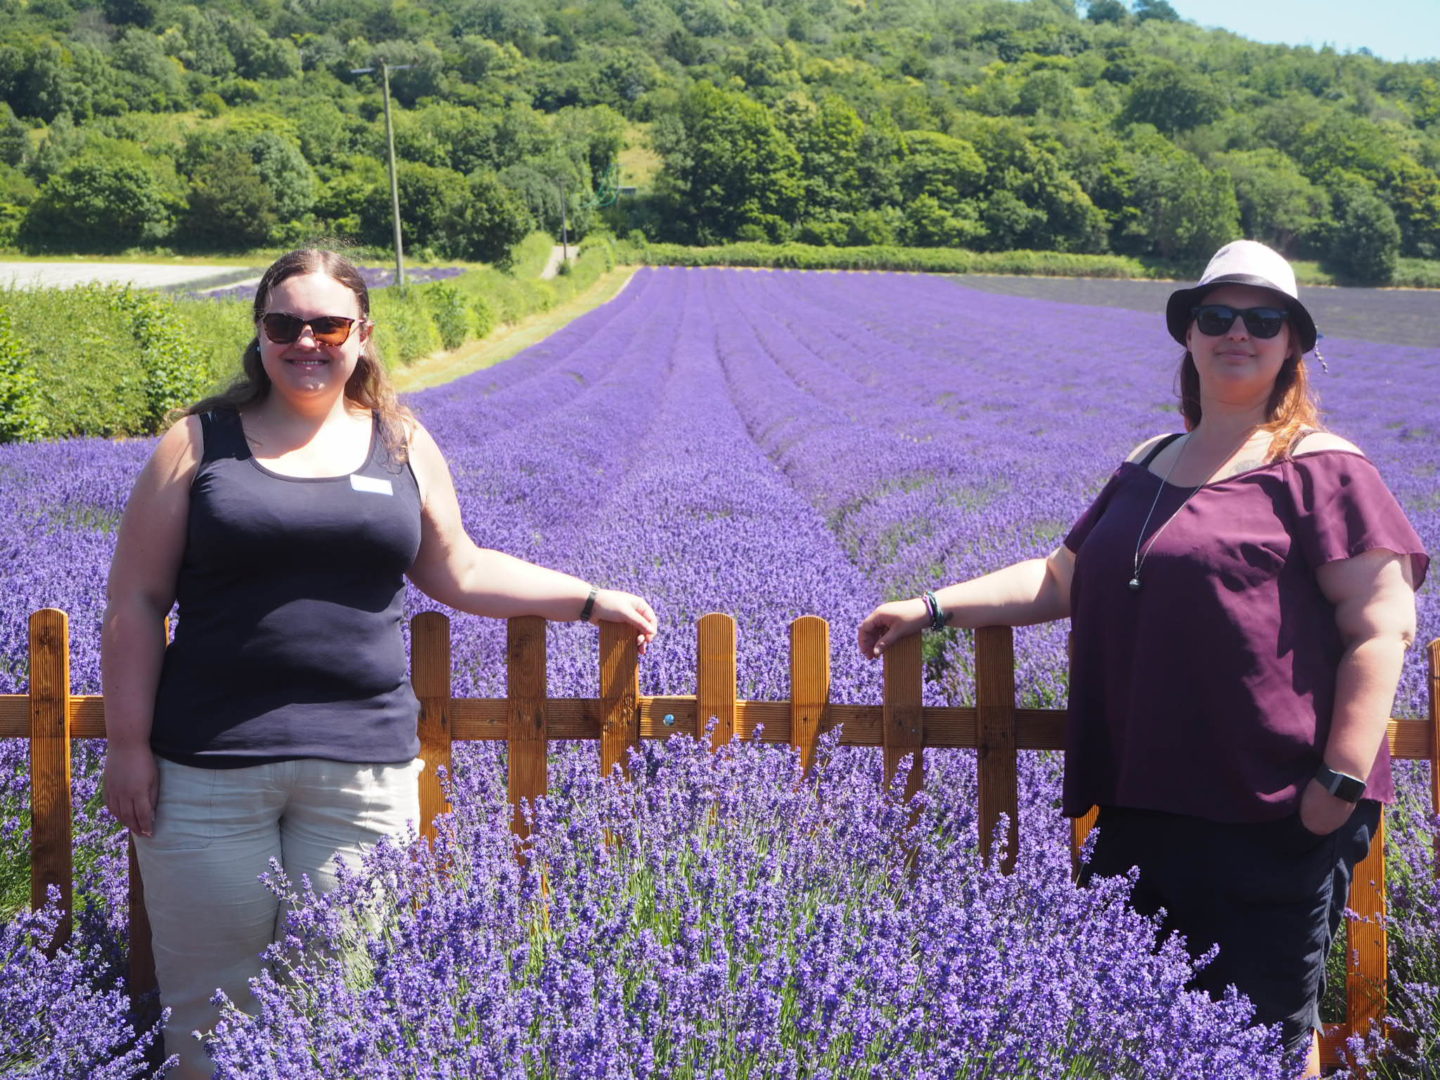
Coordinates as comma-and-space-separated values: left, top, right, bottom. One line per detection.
132, 756, 423, 1080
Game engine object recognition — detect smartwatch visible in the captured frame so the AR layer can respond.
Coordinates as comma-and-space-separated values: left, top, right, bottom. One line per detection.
1314, 763, 1367, 803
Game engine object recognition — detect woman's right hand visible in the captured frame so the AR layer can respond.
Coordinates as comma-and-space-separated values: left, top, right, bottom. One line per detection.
858, 598, 929, 659
103, 744, 158, 837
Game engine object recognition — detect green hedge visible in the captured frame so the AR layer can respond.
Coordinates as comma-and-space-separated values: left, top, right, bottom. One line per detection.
627, 241, 1153, 278
0, 232, 624, 441
625, 240, 1440, 289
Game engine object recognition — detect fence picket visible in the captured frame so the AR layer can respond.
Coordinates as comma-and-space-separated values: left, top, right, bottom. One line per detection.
600, 622, 640, 777
28, 609, 71, 948
127, 837, 159, 1025
412, 612, 453, 841
697, 613, 737, 747
976, 626, 1019, 872
789, 616, 829, 774
507, 616, 547, 838
882, 633, 923, 800
1347, 815, 1388, 1038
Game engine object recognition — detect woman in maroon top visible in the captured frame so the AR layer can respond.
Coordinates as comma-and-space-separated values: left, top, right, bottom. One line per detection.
858, 240, 1427, 1074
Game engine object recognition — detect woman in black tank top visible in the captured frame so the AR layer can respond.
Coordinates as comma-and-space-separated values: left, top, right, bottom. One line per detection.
99, 249, 659, 1079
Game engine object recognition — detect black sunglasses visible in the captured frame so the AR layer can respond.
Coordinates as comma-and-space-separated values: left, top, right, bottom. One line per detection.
1190, 304, 1288, 340
260, 312, 361, 346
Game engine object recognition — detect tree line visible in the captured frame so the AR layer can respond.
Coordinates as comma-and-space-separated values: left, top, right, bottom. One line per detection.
1, 0, 1437, 283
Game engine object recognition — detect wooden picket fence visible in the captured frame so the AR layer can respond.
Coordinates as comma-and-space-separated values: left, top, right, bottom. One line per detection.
3, 607, 1438, 1068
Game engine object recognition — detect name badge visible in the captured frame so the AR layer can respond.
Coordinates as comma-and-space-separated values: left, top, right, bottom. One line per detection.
350, 474, 393, 496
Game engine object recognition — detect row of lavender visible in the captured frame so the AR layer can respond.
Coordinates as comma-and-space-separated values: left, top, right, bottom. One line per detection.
1, 267, 1436, 1075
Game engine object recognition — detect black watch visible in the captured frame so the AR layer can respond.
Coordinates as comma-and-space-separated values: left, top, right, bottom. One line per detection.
1314, 763, 1366, 803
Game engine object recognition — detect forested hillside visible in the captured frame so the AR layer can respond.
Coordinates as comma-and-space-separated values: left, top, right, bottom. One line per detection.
2, 0, 1437, 282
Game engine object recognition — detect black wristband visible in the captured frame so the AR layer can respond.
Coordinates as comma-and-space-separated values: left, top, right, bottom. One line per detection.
1314, 763, 1366, 803
579, 586, 598, 623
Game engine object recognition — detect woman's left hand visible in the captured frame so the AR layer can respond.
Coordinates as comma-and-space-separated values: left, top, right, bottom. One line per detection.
1298, 778, 1356, 837
589, 589, 659, 654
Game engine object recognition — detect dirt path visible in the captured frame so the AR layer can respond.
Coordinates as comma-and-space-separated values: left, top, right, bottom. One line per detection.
538, 244, 578, 280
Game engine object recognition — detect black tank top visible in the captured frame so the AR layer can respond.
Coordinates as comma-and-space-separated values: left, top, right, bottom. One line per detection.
151, 408, 423, 767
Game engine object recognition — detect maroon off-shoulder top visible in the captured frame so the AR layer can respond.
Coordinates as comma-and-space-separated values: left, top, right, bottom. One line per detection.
1063, 448, 1429, 823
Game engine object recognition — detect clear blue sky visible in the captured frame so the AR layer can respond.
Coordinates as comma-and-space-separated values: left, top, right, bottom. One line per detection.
1162, 0, 1439, 63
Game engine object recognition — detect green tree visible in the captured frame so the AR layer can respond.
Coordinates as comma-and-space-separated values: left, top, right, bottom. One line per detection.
362, 160, 469, 254
1216, 148, 1327, 254
653, 81, 802, 243
182, 147, 277, 250
20, 150, 177, 251
1122, 62, 1227, 134
1321, 174, 1401, 285
778, 93, 865, 221
1133, 148, 1240, 262
456, 170, 532, 265
897, 130, 985, 206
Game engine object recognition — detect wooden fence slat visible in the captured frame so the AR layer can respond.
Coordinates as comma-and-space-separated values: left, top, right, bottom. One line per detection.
28, 608, 72, 948
127, 836, 160, 1022
507, 616, 547, 838
599, 621, 640, 778
882, 633, 923, 801
789, 616, 829, 774
1347, 813, 1388, 1038
1430, 641, 1440, 826
976, 625, 1019, 872
412, 612, 453, 842
696, 613, 737, 748
1071, 807, 1099, 879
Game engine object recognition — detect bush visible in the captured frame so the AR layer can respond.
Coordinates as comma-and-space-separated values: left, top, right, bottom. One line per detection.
0, 307, 48, 442
426, 282, 471, 350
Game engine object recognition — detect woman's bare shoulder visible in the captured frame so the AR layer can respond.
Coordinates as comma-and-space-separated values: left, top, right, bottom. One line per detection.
1292, 430, 1364, 457
1123, 433, 1180, 464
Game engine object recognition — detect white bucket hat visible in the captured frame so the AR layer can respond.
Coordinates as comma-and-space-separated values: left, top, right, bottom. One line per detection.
1165, 240, 1317, 353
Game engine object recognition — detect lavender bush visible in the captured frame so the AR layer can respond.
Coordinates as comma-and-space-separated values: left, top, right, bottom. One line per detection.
1, 267, 1436, 1073
206, 734, 1291, 1079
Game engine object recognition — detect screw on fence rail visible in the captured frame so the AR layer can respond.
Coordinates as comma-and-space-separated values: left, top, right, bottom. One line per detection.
412, 612, 453, 843
29, 608, 72, 953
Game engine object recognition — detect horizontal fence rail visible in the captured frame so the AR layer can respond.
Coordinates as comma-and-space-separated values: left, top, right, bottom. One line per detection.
2, 609, 1437, 1068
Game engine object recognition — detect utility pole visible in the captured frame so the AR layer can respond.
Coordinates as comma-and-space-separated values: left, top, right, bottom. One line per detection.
350, 60, 413, 287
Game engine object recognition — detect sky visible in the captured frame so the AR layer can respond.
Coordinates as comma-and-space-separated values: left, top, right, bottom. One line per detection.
1162, 0, 1439, 63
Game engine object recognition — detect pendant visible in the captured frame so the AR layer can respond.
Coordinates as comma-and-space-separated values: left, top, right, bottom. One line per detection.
1128, 577, 1141, 591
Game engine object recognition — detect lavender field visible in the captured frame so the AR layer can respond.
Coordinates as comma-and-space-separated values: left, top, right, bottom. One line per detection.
1, 268, 1438, 1077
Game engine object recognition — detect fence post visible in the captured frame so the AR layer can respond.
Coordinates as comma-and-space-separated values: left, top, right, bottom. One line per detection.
1430, 641, 1440, 849
1346, 813, 1388, 1044
789, 616, 829, 775
975, 625, 1018, 873
507, 617, 548, 838
882, 633, 923, 802
29, 609, 72, 950
599, 621, 640, 778
697, 613, 737, 747
412, 612, 453, 841
127, 838, 160, 1028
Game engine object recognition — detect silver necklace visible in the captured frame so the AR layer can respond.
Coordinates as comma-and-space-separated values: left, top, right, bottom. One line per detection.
1129, 429, 1257, 591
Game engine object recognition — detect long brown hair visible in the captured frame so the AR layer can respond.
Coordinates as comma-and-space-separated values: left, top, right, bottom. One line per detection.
1176, 318, 1322, 461
182, 249, 412, 455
